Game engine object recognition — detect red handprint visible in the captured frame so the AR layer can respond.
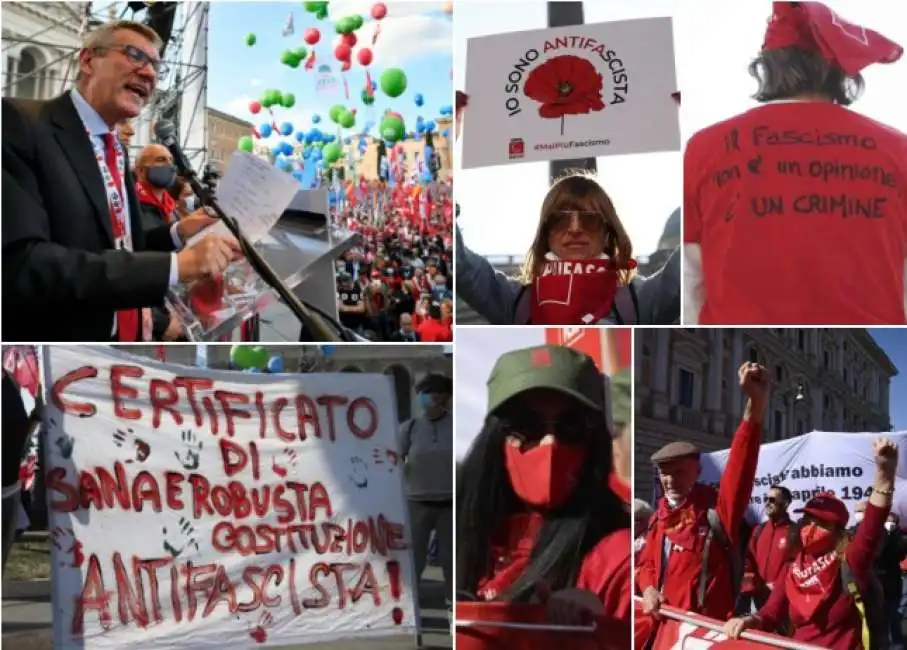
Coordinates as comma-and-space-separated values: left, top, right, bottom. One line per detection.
372, 447, 400, 472
272, 448, 300, 478
248, 611, 274, 644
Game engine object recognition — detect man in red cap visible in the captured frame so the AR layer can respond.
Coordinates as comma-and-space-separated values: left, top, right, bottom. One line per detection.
684, 2, 907, 325
637, 361, 768, 650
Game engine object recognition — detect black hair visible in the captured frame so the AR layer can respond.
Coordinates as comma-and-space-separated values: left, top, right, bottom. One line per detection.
416, 372, 452, 395
748, 47, 864, 105
772, 485, 793, 505
457, 408, 628, 601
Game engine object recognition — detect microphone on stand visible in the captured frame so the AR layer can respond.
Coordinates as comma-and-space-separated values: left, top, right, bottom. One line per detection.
153, 120, 339, 342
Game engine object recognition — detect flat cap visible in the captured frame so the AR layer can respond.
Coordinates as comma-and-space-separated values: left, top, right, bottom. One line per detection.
650, 441, 700, 464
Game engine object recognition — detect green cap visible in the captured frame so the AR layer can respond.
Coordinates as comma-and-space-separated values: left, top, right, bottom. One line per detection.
610, 369, 631, 427
486, 345, 604, 415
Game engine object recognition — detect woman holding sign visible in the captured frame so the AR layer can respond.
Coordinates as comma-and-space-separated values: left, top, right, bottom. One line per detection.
454, 91, 680, 326
684, 2, 907, 325
456, 344, 630, 647
724, 438, 899, 650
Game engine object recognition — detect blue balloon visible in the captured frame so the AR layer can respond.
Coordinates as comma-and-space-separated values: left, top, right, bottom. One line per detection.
312, 114, 321, 124
280, 122, 293, 136
259, 123, 273, 138
441, 128, 451, 139
424, 145, 434, 160
414, 93, 424, 107
439, 104, 453, 116
424, 119, 436, 132
322, 345, 335, 356
295, 131, 305, 142
271, 146, 282, 157
416, 115, 424, 124
280, 141, 294, 155
267, 356, 284, 373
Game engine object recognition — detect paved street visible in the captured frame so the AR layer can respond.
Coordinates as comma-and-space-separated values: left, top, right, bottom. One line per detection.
2, 566, 451, 650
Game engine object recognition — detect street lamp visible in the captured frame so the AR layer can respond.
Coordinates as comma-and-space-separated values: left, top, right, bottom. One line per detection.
546, 2, 597, 179
793, 382, 805, 401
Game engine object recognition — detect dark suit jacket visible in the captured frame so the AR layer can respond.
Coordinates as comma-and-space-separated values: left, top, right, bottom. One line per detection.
2, 92, 177, 342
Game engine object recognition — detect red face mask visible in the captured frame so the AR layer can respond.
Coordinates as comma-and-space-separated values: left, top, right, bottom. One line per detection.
530, 258, 620, 325
799, 522, 835, 554
503, 440, 585, 508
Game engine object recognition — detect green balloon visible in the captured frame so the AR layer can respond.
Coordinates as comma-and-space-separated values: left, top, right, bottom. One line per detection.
350, 15, 364, 30
280, 50, 301, 68
293, 45, 308, 59
328, 104, 346, 124
305, 1, 328, 19
335, 17, 354, 34
379, 115, 405, 142
361, 89, 375, 106
250, 346, 269, 369
338, 109, 355, 129
323, 142, 343, 165
230, 345, 255, 369
379, 68, 407, 98
261, 89, 280, 108
245, 33, 257, 46
281, 93, 296, 108
238, 135, 254, 152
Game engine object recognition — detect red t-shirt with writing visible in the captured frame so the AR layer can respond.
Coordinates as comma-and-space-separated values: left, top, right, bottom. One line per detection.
684, 101, 907, 324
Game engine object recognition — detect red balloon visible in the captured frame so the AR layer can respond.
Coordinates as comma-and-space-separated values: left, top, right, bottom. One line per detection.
371, 2, 387, 20
357, 48, 373, 66
334, 43, 352, 62
304, 27, 321, 45
341, 59, 352, 72
342, 32, 357, 48
249, 100, 261, 114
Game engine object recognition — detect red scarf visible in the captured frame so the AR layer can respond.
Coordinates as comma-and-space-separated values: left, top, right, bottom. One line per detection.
477, 513, 544, 600
784, 549, 840, 620
763, 2, 903, 75
655, 483, 715, 551
135, 179, 178, 225
530, 257, 621, 325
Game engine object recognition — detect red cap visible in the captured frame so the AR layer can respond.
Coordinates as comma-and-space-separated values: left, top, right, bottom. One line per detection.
795, 492, 849, 528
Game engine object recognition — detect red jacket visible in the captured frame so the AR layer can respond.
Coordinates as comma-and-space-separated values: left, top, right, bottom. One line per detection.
636, 418, 761, 649
741, 514, 794, 598
417, 317, 451, 342
758, 501, 890, 650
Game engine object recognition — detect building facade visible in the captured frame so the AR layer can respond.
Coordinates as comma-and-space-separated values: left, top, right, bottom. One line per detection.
206, 107, 252, 173
634, 328, 896, 500
119, 344, 452, 424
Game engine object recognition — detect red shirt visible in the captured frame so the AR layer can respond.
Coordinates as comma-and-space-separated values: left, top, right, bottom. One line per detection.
416, 317, 451, 342
741, 514, 794, 597
684, 102, 907, 324
758, 501, 890, 650
636, 419, 762, 650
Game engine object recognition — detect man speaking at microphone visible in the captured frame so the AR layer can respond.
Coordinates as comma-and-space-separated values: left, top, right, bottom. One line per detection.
2, 20, 240, 342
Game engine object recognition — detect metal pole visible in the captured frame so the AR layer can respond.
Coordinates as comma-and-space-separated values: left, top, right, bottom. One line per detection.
546, 2, 597, 180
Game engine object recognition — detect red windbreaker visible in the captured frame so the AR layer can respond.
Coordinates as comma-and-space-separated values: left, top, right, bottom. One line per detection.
741, 514, 794, 599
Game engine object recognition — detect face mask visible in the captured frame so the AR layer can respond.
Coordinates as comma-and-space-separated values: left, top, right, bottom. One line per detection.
503, 439, 585, 509
184, 196, 197, 212
799, 522, 835, 554
884, 521, 897, 532
417, 392, 434, 410
147, 165, 177, 189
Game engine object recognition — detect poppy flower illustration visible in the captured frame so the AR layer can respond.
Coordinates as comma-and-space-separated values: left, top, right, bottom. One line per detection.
523, 54, 605, 136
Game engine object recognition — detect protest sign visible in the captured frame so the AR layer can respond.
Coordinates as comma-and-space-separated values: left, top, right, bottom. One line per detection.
42, 346, 416, 650
699, 430, 907, 525
462, 17, 680, 169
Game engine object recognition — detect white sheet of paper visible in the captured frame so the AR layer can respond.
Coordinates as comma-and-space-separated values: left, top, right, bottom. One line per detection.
215, 152, 300, 243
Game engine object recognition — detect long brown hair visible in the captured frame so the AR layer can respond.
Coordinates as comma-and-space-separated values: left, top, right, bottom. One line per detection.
749, 47, 865, 106
520, 171, 634, 285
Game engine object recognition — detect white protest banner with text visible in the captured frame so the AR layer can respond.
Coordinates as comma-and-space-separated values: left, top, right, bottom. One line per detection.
43, 346, 415, 650
462, 17, 680, 169
699, 430, 907, 525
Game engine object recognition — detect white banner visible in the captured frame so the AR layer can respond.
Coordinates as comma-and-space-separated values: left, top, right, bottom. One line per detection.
699, 431, 907, 525
42, 346, 416, 650
461, 17, 681, 169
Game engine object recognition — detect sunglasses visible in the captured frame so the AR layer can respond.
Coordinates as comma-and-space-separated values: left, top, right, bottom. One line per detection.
499, 414, 591, 445
546, 210, 603, 234
765, 496, 781, 504
97, 44, 168, 77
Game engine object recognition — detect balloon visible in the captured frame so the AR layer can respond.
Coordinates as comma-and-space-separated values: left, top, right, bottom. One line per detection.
280, 122, 293, 136
341, 59, 352, 72
259, 123, 273, 138
249, 100, 261, 114
250, 346, 269, 369
323, 142, 343, 164
245, 33, 256, 46
261, 89, 281, 107
338, 109, 355, 129
379, 115, 405, 142
312, 114, 321, 124
295, 131, 305, 142
361, 89, 375, 105
357, 48, 373, 67
304, 1, 329, 20
280, 50, 301, 68
304, 27, 321, 45
267, 356, 284, 373
341, 32, 357, 48
329, 104, 345, 123
281, 141, 294, 155
439, 104, 453, 116
371, 2, 387, 20
238, 136, 254, 152
293, 46, 308, 60
335, 16, 355, 35
379, 68, 407, 98
414, 93, 424, 107
281, 92, 296, 108
424, 119, 436, 132
334, 43, 352, 62
230, 345, 255, 369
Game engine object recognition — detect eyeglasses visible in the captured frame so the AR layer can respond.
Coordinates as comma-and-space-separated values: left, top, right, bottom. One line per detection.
765, 496, 779, 504
97, 44, 168, 77
499, 414, 592, 445
545, 210, 603, 234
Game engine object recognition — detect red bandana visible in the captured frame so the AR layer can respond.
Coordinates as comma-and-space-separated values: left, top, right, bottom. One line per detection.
655, 484, 715, 551
785, 549, 840, 620
763, 2, 903, 76
530, 258, 623, 325
135, 179, 178, 225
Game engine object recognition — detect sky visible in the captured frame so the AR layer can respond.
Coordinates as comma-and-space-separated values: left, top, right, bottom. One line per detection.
207, 1, 453, 151
869, 329, 907, 431
454, 0, 907, 258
